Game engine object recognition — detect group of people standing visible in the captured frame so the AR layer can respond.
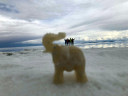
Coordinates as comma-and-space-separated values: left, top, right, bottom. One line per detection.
64, 38, 75, 45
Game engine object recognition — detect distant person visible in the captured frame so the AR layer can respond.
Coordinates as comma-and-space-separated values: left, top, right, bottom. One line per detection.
64, 38, 69, 45
64, 39, 67, 45
67, 38, 70, 45
71, 38, 75, 45
64, 38, 75, 46
69, 38, 72, 45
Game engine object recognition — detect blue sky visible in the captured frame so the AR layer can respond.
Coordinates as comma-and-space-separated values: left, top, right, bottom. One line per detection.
0, 0, 128, 47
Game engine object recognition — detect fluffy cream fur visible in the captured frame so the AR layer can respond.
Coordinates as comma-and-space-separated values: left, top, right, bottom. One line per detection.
42, 32, 88, 84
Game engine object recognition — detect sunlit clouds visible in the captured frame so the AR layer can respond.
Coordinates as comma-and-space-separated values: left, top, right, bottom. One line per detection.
0, 0, 128, 47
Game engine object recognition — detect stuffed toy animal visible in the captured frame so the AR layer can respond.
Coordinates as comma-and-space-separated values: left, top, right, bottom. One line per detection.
42, 32, 88, 84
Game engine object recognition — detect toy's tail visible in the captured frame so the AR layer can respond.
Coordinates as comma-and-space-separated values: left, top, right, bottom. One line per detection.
42, 32, 66, 53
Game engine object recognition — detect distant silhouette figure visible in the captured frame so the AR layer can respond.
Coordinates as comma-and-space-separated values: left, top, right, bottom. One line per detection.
69, 38, 71, 45
71, 38, 75, 45
65, 38, 69, 45
64, 39, 67, 45
67, 38, 70, 45
64, 38, 75, 45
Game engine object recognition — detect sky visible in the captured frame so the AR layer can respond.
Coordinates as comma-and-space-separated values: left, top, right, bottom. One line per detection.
0, 0, 128, 47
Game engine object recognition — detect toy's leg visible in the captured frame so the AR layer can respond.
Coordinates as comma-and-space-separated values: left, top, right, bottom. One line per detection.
75, 66, 88, 83
53, 67, 64, 84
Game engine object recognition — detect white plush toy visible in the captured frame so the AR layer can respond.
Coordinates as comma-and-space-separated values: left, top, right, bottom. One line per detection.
42, 32, 88, 84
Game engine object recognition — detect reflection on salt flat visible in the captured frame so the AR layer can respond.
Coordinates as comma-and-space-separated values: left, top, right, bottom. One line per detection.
0, 46, 44, 52
0, 42, 128, 52
79, 42, 128, 49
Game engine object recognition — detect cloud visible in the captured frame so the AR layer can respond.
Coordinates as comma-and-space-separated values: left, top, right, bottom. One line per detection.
0, 2, 18, 13
0, 0, 75, 20
0, 15, 48, 44
21, 39, 42, 44
67, 1, 128, 31
0, 15, 68, 47
0, 0, 128, 47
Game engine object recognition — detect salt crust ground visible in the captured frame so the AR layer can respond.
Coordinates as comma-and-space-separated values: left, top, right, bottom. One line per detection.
0, 47, 128, 96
